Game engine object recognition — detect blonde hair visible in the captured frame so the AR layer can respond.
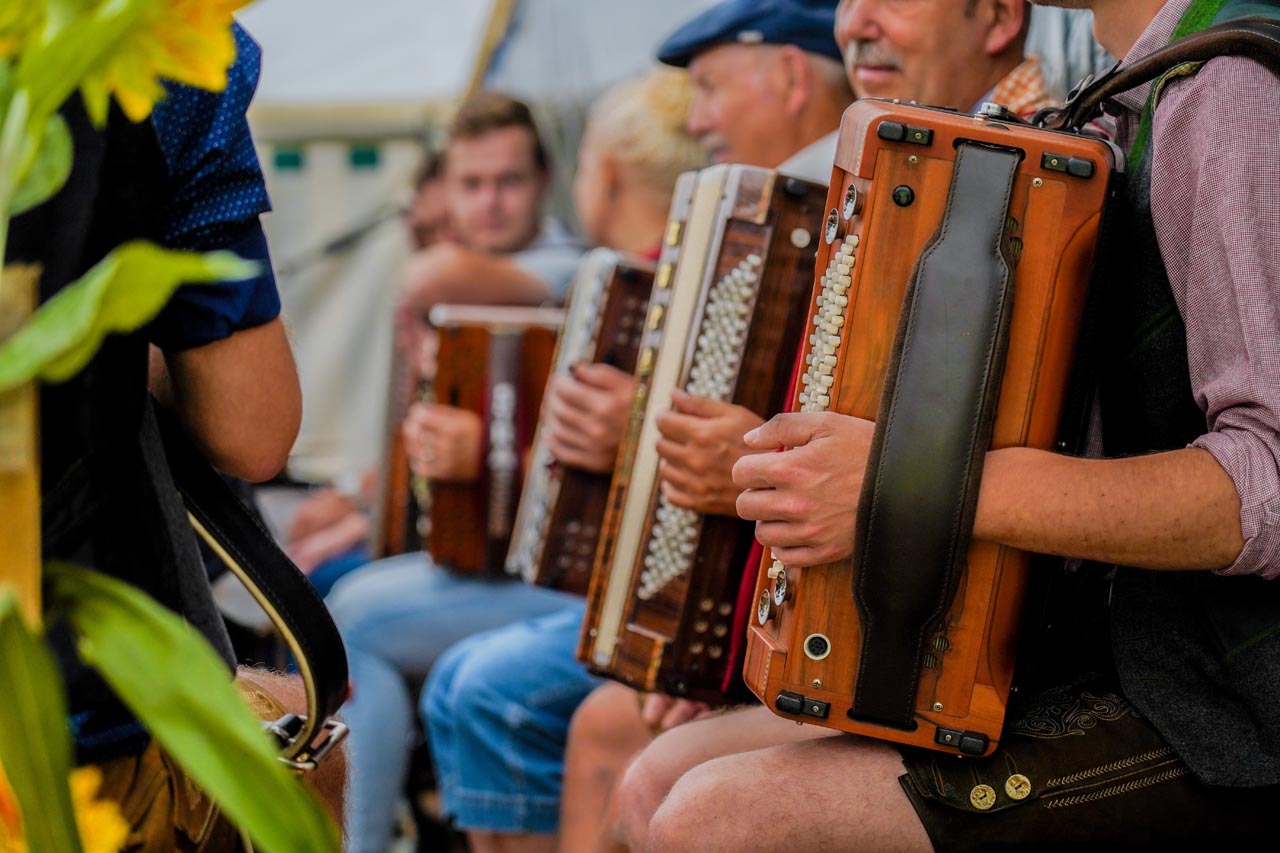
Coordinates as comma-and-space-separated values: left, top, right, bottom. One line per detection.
583, 67, 706, 193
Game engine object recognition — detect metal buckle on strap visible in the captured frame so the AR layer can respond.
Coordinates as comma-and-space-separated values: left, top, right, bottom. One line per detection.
264, 713, 350, 772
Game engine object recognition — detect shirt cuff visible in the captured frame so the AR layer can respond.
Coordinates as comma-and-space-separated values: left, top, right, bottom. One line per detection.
148, 218, 281, 352
1192, 428, 1280, 580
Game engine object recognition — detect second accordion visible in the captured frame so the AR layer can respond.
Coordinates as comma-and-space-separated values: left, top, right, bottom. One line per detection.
580, 164, 827, 701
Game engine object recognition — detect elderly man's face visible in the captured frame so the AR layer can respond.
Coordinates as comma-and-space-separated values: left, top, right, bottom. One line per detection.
685, 43, 803, 169
836, 0, 998, 107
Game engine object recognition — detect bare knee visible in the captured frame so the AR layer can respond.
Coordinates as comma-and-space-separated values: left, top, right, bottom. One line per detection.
570, 682, 636, 746
613, 748, 670, 850
642, 761, 738, 852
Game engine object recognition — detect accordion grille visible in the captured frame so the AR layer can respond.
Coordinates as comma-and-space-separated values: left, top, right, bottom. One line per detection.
637, 253, 762, 600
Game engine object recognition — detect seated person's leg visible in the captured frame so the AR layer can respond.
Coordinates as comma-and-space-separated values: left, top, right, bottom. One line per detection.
329, 552, 577, 851
422, 602, 598, 852
560, 682, 654, 853
613, 704, 834, 849
644, 735, 930, 853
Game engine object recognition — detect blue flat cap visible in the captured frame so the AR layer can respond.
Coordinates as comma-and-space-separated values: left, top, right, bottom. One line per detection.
657, 0, 841, 67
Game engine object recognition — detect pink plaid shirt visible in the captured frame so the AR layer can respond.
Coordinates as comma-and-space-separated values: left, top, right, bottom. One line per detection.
1106, 0, 1280, 579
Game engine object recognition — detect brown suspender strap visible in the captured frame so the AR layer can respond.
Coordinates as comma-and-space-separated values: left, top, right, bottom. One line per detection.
850, 142, 1021, 729
1042, 17, 1280, 132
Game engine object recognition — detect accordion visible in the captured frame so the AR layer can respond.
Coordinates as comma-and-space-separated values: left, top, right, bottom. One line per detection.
506, 249, 656, 595
419, 304, 564, 575
580, 164, 828, 701
744, 100, 1120, 755
370, 345, 424, 559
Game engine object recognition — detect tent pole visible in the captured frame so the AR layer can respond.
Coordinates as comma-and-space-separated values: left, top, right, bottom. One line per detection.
466, 0, 519, 95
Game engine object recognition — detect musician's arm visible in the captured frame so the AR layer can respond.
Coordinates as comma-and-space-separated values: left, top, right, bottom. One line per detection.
738, 416, 1246, 573
402, 243, 559, 308
972, 446, 1242, 571
150, 317, 301, 482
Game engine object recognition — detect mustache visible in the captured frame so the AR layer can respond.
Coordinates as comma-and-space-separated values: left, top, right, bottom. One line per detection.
844, 39, 903, 69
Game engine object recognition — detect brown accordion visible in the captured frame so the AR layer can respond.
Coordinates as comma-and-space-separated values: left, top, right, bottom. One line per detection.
744, 100, 1120, 755
370, 345, 425, 559
505, 249, 656, 595
419, 305, 564, 575
579, 164, 828, 701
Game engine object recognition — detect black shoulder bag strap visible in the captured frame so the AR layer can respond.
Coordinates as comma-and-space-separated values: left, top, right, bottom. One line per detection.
1039, 16, 1280, 133
156, 405, 349, 771
849, 143, 1021, 729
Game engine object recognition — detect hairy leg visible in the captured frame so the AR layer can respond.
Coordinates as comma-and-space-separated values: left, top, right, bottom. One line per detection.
558, 683, 654, 852
644, 735, 931, 852
613, 704, 833, 849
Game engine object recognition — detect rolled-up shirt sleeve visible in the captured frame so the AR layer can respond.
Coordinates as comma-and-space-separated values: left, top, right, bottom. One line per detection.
147, 24, 280, 351
1150, 57, 1280, 579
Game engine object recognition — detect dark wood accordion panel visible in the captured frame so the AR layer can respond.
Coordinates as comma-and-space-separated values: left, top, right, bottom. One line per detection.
581, 165, 827, 703
370, 348, 422, 558
531, 263, 655, 594
744, 100, 1118, 754
424, 308, 562, 575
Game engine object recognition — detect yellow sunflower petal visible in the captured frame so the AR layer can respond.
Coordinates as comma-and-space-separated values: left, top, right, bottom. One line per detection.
82, 0, 254, 122
69, 768, 128, 853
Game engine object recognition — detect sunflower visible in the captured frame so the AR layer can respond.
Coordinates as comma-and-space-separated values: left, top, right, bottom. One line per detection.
68, 767, 129, 853
82, 0, 253, 122
0, 764, 129, 853
0, 2, 44, 60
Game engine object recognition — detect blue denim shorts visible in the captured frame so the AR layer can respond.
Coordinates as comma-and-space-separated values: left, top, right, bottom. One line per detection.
422, 601, 600, 833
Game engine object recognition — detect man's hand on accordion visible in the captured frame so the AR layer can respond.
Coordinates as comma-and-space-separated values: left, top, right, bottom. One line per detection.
403, 401, 484, 482
542, 362, 637, 473
655, 389, 766, 517
734, 411, 875, 567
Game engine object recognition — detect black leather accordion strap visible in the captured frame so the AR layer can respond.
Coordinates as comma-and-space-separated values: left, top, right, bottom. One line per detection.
850, 142, 1021, 729
155, 404, 349, 766
1042, 17, 1280, 132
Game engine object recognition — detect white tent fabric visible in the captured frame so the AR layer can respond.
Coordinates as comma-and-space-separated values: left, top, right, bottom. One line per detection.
239, 0, 491, 106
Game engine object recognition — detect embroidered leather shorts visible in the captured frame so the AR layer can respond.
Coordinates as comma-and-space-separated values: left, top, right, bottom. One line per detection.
898, 673, 1278, 850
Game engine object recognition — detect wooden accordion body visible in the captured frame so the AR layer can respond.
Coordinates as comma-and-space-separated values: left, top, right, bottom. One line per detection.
744, 101, 1120, 755
370, 342, 428, 558
421, 305, 564, 575
580, 164, 827, 701
506, 249, 656, 595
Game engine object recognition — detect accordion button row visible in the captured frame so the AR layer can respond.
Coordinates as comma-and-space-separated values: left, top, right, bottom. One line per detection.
799, 236, 859, 412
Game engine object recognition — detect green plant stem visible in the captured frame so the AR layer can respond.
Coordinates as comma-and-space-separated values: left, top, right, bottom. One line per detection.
0, 89, 33, 263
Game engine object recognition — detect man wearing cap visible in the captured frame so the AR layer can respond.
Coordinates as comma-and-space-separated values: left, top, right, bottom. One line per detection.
659, 0, 854, 183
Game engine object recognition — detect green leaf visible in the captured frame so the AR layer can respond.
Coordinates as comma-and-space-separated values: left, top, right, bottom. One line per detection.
0, 242, 259, 393
45, 564, 340, 853
17, 0, 155, 126
0, 590, 83, 853
10, 114, 72, 216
